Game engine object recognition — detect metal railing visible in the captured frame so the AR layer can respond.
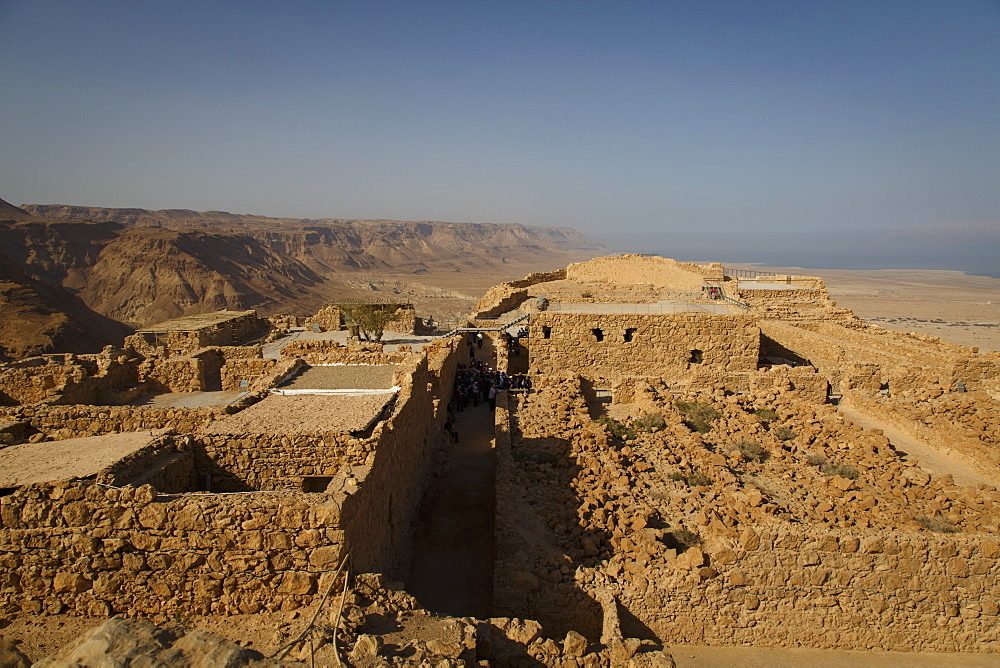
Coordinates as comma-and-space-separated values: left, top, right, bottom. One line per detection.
723, 267, 775, 279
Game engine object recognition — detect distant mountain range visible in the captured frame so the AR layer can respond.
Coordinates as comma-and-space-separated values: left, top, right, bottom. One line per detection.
0, 199, 606, 360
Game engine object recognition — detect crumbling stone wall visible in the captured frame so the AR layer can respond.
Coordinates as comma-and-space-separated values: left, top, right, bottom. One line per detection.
97, 434, 195, 493
138, 357, 205, 393
0, 482, 344, 619
473, 269, 566, 318
615, 528, 1000, 652
760, 320, 1000, 394
529, 313, 759, 381
279, 340, 413, 365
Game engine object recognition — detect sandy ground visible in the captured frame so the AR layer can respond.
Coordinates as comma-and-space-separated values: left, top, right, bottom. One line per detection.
0, 430, 163, 487
282, 364, 398, 390
738, 265, 1000, 351
203, 393, 394, 434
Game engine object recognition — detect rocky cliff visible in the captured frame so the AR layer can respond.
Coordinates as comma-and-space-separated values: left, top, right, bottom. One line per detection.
1, 200, 606, 358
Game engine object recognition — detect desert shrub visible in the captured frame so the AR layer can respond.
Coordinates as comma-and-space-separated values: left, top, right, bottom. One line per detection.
687, 471, 713, 487
581, 291, 593, 299
915, 515, 959, 533
595, 416, 637, 442
805, 454, 827, 466
668, 528, 702, 549
632, 412, 666, 433
666, 470, 713, 487
773, 426, 796, 441
819, 461, 860, 480
752, 408, 778, 422
736, 439, 768, 462
675, 401, 720, 433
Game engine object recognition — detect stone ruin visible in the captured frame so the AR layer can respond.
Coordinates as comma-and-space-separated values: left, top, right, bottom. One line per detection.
0, 254, 997, 663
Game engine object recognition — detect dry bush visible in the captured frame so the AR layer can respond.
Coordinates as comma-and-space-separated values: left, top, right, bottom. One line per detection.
820, 461, 860, 480
736, 439, 768, 462
915, 515, 959, 533
595, 416, 637, 442
675, 401, 720, 433
752, 408, 779, 422
773, 426, 796, 441
632, 412, 666, 433
668, 528, 702, 549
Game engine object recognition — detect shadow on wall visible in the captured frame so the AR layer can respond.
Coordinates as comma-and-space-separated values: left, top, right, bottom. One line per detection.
503, 434, 606, 641
759, 333, 810, 367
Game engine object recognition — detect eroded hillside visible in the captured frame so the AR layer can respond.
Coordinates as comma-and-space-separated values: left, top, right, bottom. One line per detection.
0, 200, 606, 359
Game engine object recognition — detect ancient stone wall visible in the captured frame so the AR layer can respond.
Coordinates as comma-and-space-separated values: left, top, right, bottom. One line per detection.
97, 434, 195, 493
279, 340, 414, 366
0, 404, 232, 438
138, 357, 205, 393
0, 482, 344, 619
615, 527, 1000, 652
304, 305, 343, 332
528, 313, 759, 381
760, 320, 1000, 395
473, 269, 566, 318
339, 344, 461, 578
190, 431, 366, 492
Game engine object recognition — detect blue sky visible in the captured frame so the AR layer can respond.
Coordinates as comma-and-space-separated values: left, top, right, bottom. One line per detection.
1, 1, 998, 274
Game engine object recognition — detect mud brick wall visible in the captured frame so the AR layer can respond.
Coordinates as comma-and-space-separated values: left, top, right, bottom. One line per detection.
528, 313, 759, 380
0, 482, 345, 620
0, 405, 228, 438
614, 528, 1000, 652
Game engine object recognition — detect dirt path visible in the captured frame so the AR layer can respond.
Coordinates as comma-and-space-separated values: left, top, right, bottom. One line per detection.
667, 644, 999, 667
406, 401, 497, 618
838, 403, 997, 488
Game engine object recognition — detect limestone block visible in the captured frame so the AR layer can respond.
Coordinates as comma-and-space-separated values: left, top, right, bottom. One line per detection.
277, 571, 315, 595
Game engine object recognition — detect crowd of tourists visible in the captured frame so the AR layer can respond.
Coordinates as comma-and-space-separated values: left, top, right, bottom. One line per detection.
452, 362, 533, 413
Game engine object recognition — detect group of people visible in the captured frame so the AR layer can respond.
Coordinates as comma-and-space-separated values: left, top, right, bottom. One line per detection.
451, 362, 533, 414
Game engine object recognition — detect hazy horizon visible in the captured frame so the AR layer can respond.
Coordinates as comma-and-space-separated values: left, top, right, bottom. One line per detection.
1, 1, 997, 279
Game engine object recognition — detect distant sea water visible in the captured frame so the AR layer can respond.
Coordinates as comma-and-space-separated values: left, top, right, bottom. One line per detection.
674, 251, 1000, 280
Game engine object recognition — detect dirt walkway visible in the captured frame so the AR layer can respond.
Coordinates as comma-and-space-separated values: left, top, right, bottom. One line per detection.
838, 403, 997, 488
406, 401, 497, 618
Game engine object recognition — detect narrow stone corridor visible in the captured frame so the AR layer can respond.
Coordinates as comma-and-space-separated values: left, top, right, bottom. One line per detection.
406, 399, 497, 618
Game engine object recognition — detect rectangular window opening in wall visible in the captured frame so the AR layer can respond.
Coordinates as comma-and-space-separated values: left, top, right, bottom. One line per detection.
542, 326, 551, 339
301, 476, 334, 493
595, 389, 612, 404
592, 328, 604, 342
624, 327, 636, 342
689, 349, 703, 364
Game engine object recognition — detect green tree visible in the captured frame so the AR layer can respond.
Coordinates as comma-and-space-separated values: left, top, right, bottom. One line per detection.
338, 301, 403, 342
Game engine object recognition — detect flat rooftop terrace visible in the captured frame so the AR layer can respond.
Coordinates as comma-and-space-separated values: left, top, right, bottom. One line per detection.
0, 431, 164, 487
203, 393, 393, 434
542, 301, 740, 314
280, 364, 398, 391
138, 310, 257, 333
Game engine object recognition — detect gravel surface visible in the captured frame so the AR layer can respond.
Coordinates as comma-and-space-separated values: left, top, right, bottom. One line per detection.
204, 394, 394, 434
0, 431, 164, 487
282, 364, 398, 390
